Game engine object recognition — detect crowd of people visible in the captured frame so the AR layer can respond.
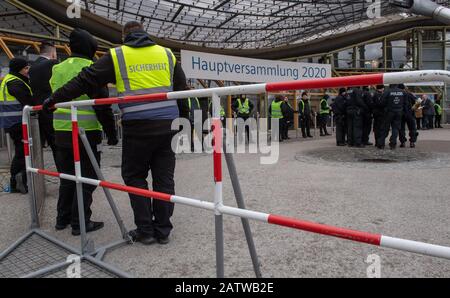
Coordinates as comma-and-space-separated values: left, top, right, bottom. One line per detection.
331, 84, 444, 150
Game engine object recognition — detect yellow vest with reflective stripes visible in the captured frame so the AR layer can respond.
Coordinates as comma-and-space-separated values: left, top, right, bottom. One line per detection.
271, 101, 283, 119
0, 74, 31, 128
237, 98, 250, 115
50, 57, 102, 132
110, 44, 178, 121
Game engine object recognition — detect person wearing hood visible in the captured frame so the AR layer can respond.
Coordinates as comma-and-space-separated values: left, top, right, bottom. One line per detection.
43, 22, 187, 245
0, 58, 35, 194
48, 28, 118, 236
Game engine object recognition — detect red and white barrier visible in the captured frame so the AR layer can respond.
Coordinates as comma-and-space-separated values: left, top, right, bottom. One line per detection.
23, 70, 450, 264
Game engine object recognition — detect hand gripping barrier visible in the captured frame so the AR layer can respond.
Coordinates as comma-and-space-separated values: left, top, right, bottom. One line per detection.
20, 70, 450, 277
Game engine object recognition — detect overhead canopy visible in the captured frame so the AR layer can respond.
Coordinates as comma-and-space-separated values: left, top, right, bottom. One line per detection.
1, 0, 449, 59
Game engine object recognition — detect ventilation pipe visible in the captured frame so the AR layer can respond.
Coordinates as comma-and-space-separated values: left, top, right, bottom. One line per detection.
390, 0, 450, 24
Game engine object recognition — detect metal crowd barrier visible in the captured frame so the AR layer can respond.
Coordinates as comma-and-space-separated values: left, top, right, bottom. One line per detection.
2, 70, 450, 278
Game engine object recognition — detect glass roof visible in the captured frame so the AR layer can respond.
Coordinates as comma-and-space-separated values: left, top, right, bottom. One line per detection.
1, 0, 450, 49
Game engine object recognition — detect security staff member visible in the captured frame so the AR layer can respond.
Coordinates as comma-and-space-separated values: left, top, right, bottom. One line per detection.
434, 99, 443, 128
48, 28, 117, 235
44, 22, 187, 245
372, 85, 387, 149
0, 58, 35, 194
232, 94, 254, 143
282, 96, 294, 140
346, 87, 367, 148
208, 98, 226, 127
398, 84, 418, 148
332, 88, 347, 146
380, 84, 408, 150
29, 41, 59, 162
318, 94, 331, 136
269, 96, 285, 141
299, 92, 313, 138
361, 86, 373, 146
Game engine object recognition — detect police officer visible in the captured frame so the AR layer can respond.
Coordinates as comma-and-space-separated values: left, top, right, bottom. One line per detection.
318, 93, 331, 136
372, 85, 387, 149
398, 84, 418, 148
47, 28, 117, 235
299, 91, 313, 138
361, 86, 373, 146
346, 87, 367, 148
0, 58, 35, 194
44, 22, 187, 245
332, 88, 347, 146
380, 84, 408, 150
232, 94, 254, 143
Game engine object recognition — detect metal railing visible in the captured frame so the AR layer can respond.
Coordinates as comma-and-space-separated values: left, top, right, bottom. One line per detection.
19, 70, 450, 277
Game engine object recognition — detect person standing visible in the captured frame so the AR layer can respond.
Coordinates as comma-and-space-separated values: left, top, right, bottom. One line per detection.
331, 88, 347, 146
398, 84, 418, 148
346, 87, 366, 148
178, 86, 203, 151
0, 58, 35, 194
47, 28, 118, 235
414, 98, 423, 130
434, 99, 443, 128
282, 96, 294, 140
269, 96, 285, 142
29, 41, 59, 162
232, 94, 254, 143
421, 95, 434, 130
380, 84, 408, 150
318, 93, 331, 136
299, 91, 313, 138
372, 85, 387, 149
44, 22, 186, 245
361, 86, 373, 146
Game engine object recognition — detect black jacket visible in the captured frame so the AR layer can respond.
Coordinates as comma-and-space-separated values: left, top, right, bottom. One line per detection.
332, 95, 347, 116
232, 98, 254, 118
381, 87, 408, 114
346, 88, 368, 113
6, 72, 35, 107
51, 30, 187, 138
372, 91, 386, 116
29, 57, 58, 104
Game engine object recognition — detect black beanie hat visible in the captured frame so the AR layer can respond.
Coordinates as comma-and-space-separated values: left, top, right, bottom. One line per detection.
339, 88, 346, 94
69, 28, 98, 59
9, 57, 29, 73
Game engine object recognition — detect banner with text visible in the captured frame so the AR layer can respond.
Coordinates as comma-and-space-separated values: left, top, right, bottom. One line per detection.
181, 50, 332, 83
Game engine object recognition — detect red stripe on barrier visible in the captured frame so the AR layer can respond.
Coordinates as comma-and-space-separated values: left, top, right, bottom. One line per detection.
265, 74, 384, 92
94, 92, 168, 106
268, 214, 382, 245
212, 119, 222, 182
33, 105, 43, 111
37, 169, 61, 178
99, 181, 172, 202
22, 124, 30, 157
72, 121, 80, 162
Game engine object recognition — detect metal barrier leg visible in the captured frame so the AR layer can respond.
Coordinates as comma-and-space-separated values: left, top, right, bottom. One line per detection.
212, 93, 224, 278
71, 107, 92, 255
224, 149, 262, 278
6, 132, 13, 164
78, 128, 131, 242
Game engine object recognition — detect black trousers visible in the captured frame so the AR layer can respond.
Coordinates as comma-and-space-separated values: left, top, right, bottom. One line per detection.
335, 115, 347, 145
362, 113, 372, 144
399, 113, 417, 144
236, 116, 251, 143
373, 114, 385, 147
300, 116, 311, 137
318, 114, 329, 135
39, 114, 57, 162
416, 117, 422, 130
346, 110, 363, 146
383, 112, 402, 147
122, 133, 175, 239
435, 115, 442, 128
281, 118, 289, 139
55, 139, 100, 227
6, 124, 26, 187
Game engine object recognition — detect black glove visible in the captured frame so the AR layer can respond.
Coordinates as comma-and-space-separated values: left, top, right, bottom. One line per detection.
107, 135, 119, 146
42, 97, 56, 114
